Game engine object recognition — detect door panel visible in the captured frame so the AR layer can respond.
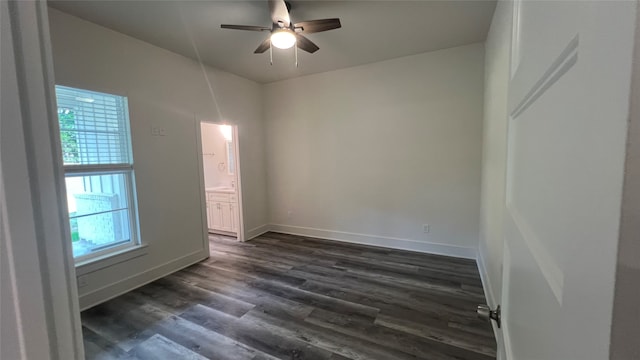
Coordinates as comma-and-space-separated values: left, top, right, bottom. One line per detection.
212, 202, 223, 230
206, 201, 213, 229
221, 203, 232, 231
229, 203, 237, 232
503, 1, 636, 359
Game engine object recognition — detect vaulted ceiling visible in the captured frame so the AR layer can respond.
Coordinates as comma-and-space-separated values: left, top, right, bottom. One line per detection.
48, 1, 496, 83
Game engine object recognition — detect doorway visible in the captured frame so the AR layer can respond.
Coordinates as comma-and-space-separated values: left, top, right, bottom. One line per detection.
199, 122, 244, 241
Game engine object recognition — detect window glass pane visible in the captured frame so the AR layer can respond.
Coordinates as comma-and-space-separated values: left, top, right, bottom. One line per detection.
55, 86, 132, 165
65, 173, 129, 216
65, 173, 133, 258
70, 209, 132, 258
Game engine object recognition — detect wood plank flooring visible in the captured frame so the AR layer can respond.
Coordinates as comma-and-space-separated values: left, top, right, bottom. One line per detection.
82, 232, 497, 360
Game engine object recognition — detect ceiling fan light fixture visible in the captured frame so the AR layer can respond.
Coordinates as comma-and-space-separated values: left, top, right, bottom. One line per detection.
270, 29, 296, 49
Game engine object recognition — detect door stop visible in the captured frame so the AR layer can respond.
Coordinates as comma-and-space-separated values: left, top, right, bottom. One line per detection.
477, 304, 501, 328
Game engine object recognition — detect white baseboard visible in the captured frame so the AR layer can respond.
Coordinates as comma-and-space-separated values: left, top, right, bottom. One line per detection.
209, 229, 237, 237
269, 223, 477, 259
477, 249, 509, 360
246, 224, 272, 240
78, 249, 208, 310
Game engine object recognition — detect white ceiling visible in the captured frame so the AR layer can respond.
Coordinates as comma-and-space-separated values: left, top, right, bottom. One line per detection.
48, 0, 496, 83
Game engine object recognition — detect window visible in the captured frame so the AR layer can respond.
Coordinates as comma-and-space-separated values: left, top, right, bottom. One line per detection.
219, 124, 235, 175
226, 140, 235, 175
55, 85, 140, 262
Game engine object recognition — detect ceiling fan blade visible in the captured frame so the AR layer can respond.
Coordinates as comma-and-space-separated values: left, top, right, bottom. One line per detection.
254, 38, 271, 54
221, 24, 271, 31
268, 0, 290, 27
294, 18, 341, 34
296, 34, 319, 53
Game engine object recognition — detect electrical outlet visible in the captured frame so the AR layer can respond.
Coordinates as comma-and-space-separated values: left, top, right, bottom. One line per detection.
287, 210, 292, 218
77, 275, 89, 288
423, 224, 430, 233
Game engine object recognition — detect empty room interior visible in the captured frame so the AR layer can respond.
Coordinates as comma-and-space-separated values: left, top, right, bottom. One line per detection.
2, 0, 640, 359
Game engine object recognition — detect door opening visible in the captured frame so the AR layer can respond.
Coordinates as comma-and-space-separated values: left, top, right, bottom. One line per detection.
198, 122, 245, 242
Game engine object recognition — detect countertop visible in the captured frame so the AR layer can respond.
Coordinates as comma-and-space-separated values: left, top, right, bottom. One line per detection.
206, 186, 235, 193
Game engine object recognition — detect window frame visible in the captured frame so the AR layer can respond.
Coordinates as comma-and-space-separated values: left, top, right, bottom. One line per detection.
55, 85, 142, 264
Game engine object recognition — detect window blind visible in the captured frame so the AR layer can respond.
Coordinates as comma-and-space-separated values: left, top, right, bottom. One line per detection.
55, 85, 132, 166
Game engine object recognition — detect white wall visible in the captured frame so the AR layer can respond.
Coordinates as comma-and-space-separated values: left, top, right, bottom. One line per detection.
477, 0, 511, 324
48, 8, 268, 309
201, 123, 235, 189
264, 44, 484, 257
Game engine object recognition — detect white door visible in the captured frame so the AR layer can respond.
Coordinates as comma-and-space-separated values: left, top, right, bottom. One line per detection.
502, 1, 635, 359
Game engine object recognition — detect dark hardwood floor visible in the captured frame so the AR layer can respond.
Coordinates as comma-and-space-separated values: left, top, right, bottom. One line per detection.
82, 232, 497, 360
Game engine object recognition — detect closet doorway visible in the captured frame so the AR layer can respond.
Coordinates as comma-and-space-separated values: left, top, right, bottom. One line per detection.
199, 122, 244, 241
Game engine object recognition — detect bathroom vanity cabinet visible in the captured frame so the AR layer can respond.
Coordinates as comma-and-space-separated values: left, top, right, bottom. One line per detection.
206, 189, 238, 234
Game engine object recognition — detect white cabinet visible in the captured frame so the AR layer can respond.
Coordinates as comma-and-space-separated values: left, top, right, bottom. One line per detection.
228, 202, 238, 232
220, 202, 232, 231
206, 201, 214, 229
212, 202, 224, 230
206, 190, 239, 234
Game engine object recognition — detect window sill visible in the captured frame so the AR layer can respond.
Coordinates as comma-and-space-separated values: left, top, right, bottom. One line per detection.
75, 244, 148, 276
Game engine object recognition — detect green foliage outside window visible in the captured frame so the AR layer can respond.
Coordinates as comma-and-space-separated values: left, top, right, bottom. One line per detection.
58, 109, 80, 242
58, 109, 79, 164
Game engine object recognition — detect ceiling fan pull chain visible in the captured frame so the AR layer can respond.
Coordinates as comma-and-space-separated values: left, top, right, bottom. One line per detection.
270, 44, 273, 65
295, 44, 299, 67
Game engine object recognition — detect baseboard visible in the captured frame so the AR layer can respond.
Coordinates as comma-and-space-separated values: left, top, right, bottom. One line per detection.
477, 249, 509, 360
209, 229, 237, 237
269, 223, 477, 259
78, 249, 208, 310
246, 224, 271, 240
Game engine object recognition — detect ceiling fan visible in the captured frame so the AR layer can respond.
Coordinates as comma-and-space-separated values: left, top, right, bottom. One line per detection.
220, 0, 341, 57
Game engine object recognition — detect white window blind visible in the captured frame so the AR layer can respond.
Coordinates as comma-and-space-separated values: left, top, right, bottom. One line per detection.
55, 85, 132, 166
